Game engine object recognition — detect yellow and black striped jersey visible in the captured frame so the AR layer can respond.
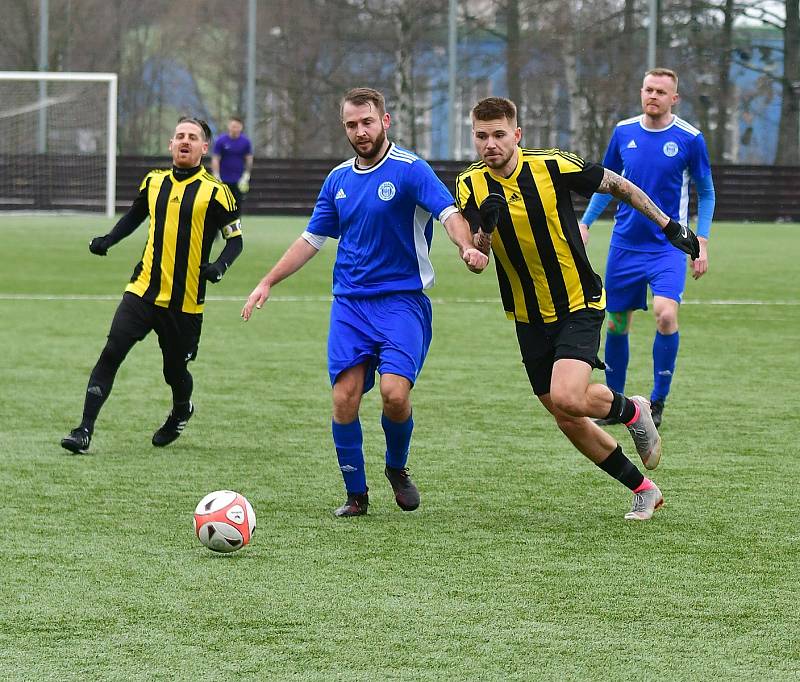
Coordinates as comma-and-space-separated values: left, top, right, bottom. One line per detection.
456, 147, 605, 325
124, 168, 241, 314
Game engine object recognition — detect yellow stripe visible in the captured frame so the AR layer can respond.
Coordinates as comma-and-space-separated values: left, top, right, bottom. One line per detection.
127, 173, 165, 298
507, 186, 555, 320
527, 159, 586, 313
470, 172, 541, 322
491, 232, 531, 322
183, 182, 214, 312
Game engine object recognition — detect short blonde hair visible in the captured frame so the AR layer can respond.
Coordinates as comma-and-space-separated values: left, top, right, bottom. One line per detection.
644, 68, 678, 89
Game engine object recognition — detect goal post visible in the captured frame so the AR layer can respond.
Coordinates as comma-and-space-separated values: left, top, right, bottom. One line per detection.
0, 71, 117, 217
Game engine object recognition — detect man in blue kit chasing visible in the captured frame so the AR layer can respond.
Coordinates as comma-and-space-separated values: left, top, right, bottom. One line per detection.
580, 68, 715, 429
241, 87, 488, 517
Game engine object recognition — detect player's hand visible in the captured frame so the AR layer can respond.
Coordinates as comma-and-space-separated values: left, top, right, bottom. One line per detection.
89, 235, 112, 256
692, 237, 709, 279
478, 193, 507, 234
473, 229, 492, 257
579, 222, 590, 246
663, 218, 700, 260
462, 247, 488, 274
237, 172, 250, 194
241, 282, 271, 321
200, 261, 227, 283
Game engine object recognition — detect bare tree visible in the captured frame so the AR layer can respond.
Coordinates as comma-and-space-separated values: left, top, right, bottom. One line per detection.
734, 0, 799, 164
712, 0, 735, 163
775, 0, 799, 164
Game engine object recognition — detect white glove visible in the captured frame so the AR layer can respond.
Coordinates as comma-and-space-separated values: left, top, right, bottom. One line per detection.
237, 171, 250, 194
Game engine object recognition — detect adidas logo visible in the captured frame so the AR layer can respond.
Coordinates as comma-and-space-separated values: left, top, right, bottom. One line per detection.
340, 464, 357, 472
508, 192, 522, 203
335, 188, 347, 200
627, 140, 637, 149
657, 370, 673, 376
170, 195, 180, 203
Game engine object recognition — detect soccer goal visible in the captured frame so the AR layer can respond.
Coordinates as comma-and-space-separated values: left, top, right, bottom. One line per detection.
0, 71, 117, 217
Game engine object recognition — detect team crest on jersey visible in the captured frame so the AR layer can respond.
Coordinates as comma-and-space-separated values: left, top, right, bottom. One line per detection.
663, 141, 679, 157
377, 181, 396, 201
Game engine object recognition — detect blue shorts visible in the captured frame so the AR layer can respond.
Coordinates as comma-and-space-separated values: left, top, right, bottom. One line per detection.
604, 245, 687, 312
328, 293, 433, 393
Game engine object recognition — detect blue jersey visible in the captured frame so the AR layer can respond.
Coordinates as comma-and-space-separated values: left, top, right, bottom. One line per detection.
306, 143, 456, 297
603, 115, 712, 252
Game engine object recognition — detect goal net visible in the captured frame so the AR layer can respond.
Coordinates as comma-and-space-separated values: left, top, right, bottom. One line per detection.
0, 72, 117, 217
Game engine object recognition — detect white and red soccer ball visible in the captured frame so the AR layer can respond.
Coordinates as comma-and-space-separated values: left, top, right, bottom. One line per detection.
193, 490, 255, 553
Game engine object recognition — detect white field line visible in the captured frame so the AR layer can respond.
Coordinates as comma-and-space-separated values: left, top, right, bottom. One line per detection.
0, 293, 798, 306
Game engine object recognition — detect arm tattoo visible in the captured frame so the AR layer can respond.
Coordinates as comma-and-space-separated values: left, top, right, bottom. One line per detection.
598, 168, 668, 227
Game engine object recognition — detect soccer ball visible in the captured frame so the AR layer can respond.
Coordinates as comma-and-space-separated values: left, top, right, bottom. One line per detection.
193, 490, 256, 553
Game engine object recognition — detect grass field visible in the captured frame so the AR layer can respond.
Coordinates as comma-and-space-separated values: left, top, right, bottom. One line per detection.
1, 215, 798, 681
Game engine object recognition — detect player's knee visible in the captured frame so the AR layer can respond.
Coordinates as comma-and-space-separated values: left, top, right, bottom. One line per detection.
655, 309, 678, 333
606, 311, 630, 335
99, 334, 129, 369
381, 390, 410, 421
549, 387, 584, 417
554, 412, 584, 437
332, 400, 359, 424
332, 385, 361, 421
163, 361, 190, 387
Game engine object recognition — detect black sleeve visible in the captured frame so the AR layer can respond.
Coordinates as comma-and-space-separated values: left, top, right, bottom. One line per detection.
454, 176, 482, 233
207, 193, 241, 231
214, 234, 243, 269
106, 189, 149, 246
462, 196, 483, 233
558, 161, 605, 199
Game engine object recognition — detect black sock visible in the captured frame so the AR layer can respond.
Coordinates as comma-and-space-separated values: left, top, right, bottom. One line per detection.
605, 391, 637, 424
173, 400, 192, 419
80, 383, 110, 434
168, 366, 193, 413
79, 335, 131, 434
596, 444, 645, 491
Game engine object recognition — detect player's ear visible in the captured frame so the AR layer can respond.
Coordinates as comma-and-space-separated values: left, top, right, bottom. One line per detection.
383, 112, 391, 131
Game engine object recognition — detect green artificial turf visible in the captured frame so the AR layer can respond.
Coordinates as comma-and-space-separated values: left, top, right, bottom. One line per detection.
0, 215, 797, 680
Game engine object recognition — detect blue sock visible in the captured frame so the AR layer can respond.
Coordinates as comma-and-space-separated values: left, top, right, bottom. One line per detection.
382, 412, 414, 470
332, 419, 367, 494
604, 333, 629, 393
652, 331, 679, 402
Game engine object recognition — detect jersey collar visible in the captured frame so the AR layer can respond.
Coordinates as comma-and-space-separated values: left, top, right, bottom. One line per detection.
486, 146, 523, 182
171, 164, 204, 182
352, 142, 394, 174
639, 114, 677, 132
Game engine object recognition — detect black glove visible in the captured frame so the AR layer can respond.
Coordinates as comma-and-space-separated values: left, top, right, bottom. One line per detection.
200, 261, 227, 283
478, 193, 507, 234
663, 218, 700, 260
89, 235, 112, 256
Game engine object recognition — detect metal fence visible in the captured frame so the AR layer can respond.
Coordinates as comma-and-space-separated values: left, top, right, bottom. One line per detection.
2, 154, 799, 222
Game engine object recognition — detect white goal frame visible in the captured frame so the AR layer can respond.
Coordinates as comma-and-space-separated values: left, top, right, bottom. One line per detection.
0, 71, 118, 217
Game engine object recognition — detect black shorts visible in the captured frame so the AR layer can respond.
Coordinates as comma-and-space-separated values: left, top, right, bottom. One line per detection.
108, 292, 203, 362
515, 307, 605, 396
